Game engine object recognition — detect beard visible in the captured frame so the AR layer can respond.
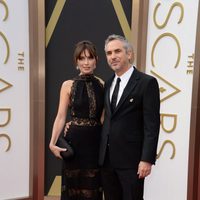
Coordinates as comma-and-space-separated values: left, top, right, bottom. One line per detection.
110, 64, 121, 72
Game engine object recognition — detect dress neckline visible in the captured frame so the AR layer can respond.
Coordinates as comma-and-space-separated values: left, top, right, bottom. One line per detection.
78, 74, 94, 81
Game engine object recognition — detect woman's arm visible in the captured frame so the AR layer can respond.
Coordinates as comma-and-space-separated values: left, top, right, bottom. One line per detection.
49, 80, 73, 159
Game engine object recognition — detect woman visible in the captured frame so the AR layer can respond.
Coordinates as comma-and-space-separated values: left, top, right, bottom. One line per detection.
49, 40, 104, 200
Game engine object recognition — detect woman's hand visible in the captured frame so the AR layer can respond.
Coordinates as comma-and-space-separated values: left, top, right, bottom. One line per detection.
49, 143, 66, 159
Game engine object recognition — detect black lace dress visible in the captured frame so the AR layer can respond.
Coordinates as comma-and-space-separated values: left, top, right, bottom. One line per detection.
61, 74, 104, 200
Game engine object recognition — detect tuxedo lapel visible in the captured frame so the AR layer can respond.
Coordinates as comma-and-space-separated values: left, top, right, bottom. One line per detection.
105, 76, 114, 116
113, 68, 140, 115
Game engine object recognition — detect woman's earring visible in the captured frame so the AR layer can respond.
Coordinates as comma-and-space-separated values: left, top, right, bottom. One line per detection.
76, 66, 79, 70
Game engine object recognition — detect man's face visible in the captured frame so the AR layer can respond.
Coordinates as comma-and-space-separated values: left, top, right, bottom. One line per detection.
105, 39, 132, 75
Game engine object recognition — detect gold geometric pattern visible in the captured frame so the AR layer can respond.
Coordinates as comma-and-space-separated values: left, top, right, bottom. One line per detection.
46, 0, 67, 47
0, 32, 10, 64
0, 108, 11, 127
0, 78, 13, 92
150, 70, 181, 102
111, 0, 131, 41
157, 140, 176, 159
46, 0, 132, 47
153, 2, 184, 29
0, 0, 9, 21
151, 33, 181, 68
48, 176, 61, 196
0, 133, 11, 152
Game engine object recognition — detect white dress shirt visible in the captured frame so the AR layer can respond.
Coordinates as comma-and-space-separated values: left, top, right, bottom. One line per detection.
110, 66, 134, 105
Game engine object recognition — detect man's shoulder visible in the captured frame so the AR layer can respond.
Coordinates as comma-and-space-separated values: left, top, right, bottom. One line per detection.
105, 75, 114, 85
135, 68, 156, 81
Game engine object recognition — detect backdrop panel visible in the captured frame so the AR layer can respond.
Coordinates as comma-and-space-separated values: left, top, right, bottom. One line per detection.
0, 0, 30, 199
45, 0, 132, 195
144, 1, 199, 200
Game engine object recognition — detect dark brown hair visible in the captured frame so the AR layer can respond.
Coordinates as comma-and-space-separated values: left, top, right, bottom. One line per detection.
73, 40, 98, 65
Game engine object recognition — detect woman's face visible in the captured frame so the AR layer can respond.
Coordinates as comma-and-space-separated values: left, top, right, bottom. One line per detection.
77, 49, 96, 75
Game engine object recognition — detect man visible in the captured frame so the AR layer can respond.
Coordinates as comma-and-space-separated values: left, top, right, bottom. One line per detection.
99, 34, 160, 200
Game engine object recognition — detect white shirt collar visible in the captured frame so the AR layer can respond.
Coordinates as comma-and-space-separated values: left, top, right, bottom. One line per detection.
114, 66, 134, 82
110, 66, 134, 104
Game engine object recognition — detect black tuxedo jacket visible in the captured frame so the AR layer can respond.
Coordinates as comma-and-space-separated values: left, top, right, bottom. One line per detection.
99, 67, 160, 169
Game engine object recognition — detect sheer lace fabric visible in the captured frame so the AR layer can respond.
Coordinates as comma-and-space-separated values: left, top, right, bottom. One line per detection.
62, 169, 102, 199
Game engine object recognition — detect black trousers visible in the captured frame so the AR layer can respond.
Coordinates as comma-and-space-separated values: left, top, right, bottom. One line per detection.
101, 147, 144, 200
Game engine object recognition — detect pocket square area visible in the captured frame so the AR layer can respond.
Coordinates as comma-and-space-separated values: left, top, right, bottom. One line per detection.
129, 98, 134, 102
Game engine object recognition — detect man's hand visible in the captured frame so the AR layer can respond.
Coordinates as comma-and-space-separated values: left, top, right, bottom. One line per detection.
137, 161, 152, 179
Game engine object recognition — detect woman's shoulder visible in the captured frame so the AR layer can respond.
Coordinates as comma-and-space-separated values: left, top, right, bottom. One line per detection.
62, 80, 74, 87
60, 80, 74, 95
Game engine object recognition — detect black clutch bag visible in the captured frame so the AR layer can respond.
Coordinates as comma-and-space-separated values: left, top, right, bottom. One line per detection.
56, 136, 74, 160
